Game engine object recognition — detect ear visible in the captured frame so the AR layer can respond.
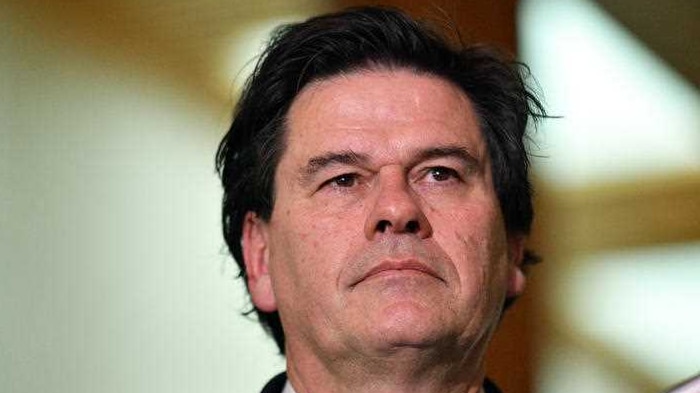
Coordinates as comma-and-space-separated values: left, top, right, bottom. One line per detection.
506, 234, 527, 298
241, 212, 277, 312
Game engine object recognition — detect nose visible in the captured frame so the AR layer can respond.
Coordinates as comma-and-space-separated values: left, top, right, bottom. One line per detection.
364, 168, 433, 240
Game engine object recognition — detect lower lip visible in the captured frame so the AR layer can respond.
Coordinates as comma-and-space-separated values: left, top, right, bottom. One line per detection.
364, 268, 435, 281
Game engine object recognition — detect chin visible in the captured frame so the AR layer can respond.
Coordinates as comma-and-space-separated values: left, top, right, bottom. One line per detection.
369, 300, 453, 349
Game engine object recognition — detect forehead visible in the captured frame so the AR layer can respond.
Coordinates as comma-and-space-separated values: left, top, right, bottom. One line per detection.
284, 69, 483, 157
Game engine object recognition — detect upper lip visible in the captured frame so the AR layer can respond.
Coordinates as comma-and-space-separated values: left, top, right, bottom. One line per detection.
351, 259, 442, 287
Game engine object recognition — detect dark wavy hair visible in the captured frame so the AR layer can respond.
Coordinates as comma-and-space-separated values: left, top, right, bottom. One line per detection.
216, 6, 546, 354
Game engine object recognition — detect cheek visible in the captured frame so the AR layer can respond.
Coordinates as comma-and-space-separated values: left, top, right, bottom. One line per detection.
446, 229, 510, 331
437, 200, 510, 291
268, 207, 360, 285
306, 196, 368, 238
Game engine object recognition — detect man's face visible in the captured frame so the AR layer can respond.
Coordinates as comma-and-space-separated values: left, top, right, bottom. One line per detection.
243, 69, 525, 359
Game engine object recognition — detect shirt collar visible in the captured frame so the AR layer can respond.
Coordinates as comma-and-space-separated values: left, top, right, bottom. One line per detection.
281, 380, 296, 393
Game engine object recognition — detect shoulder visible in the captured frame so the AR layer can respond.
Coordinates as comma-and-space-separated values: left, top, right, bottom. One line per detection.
484, 377, 504, 393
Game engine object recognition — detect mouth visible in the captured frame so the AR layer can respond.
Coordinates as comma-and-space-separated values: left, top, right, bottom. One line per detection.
351, 260, 443, 287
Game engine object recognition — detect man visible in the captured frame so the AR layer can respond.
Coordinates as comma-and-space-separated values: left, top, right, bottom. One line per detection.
217, 6, 545, 393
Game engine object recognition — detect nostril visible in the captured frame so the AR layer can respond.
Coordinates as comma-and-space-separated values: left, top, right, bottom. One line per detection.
375, 219, 421, 234
376, 220, 391, 233
405, 220, 420, 233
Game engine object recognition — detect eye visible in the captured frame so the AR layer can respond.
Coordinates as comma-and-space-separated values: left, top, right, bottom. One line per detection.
324, 173, 358, 188
426, 166, 460, 182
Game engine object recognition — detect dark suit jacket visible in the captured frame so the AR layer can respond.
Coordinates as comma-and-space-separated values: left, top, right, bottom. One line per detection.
260, 372, 503, 393
260, 372, 288, 393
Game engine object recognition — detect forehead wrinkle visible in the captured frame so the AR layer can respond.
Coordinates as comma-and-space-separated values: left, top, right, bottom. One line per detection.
285, 70, 489, 184
294, 70, 471, 127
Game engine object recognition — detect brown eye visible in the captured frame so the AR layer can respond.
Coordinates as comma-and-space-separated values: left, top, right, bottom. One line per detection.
330, 174, 357, 188
428, 167, 459, 182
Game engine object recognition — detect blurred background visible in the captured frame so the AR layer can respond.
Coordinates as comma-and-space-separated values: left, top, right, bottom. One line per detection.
2, 0, 698, 392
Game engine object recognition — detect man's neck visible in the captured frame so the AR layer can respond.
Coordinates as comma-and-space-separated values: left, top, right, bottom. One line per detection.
284, 379, 487, 393
284, 344, 488, 393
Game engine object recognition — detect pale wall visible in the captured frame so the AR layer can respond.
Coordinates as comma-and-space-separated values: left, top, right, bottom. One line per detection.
1, 5, 283, 392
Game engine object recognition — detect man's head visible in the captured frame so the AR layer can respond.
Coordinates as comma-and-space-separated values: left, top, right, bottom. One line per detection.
216, 6, 544, 356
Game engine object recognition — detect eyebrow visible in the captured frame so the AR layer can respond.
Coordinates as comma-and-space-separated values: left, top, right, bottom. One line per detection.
298, 145, 480, 184
300, 150, 370, 183
408, 146, 480, 170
